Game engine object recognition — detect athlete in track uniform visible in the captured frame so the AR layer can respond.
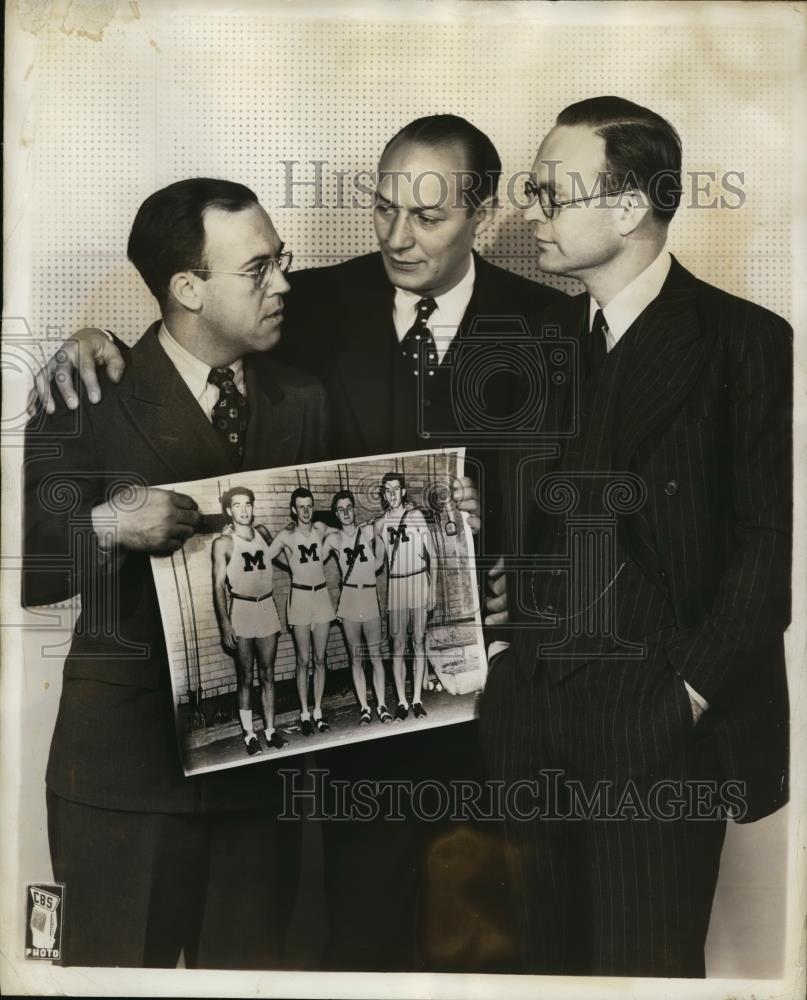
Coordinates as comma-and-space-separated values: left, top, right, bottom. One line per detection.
322, 490, 390, 725
262, 488, 335, 735
373, 473, 434, 721
212, 487, 287, 754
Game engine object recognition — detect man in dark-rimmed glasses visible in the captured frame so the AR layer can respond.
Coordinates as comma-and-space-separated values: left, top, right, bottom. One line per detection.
481, 96, 792, 979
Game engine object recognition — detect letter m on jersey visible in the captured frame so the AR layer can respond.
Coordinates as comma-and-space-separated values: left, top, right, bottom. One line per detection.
298, 543, 320, 563
242, 550, 266, 572
387, 526, 410, 545
344, 544, 368, 566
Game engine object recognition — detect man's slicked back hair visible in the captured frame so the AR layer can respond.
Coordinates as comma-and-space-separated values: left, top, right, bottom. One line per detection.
381, 114, 502, 209
556, 97, 682, 222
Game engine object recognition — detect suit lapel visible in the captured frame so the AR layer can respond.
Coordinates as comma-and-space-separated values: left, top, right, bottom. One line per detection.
331, 262, 397, 454
613, 258, 713, 467
242, 358, 301, 470
119, 325, 234, 483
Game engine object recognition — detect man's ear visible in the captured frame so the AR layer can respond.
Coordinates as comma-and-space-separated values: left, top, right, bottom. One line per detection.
616, 190, 651, 237
472, 195, 497, 238
168, 271, 204, 312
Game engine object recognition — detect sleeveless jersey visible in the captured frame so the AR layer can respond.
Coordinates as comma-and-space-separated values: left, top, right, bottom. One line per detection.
226, 528, 273, 596
381, 508, 429, 577
285, 526, 327, 586
335, 525, 376, 586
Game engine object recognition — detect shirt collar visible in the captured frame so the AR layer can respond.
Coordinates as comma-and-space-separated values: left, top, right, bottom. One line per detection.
158, 322, 244, 409
589, 248, 672, 344
393, 254, 476, 358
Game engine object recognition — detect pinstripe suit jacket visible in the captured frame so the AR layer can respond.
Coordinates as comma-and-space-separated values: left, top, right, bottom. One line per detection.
496, 257, 792, 822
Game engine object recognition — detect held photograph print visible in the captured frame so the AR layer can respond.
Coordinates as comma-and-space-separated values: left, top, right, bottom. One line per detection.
149, 449, 486, 774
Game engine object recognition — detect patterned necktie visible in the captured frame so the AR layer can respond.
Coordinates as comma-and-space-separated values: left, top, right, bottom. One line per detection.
584, 308, 608, 379
400, 297, 438, 375
208, 366, 250, 466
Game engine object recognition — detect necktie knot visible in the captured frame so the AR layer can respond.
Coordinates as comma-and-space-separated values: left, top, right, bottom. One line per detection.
208, 366, 237, 391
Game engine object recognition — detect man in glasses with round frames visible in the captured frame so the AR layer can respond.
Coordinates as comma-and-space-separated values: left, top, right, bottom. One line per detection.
481, 97, 792, 978
22, 178, 327, 968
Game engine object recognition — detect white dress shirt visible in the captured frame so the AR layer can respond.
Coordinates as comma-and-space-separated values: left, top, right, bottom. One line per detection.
157, 323, 245, 421
588, 248, 672, 346
393, 254, 476, 365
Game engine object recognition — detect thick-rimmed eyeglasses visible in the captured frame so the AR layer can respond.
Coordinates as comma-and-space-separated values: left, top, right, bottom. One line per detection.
523, 180, 625, 220
190, 250, 293, 290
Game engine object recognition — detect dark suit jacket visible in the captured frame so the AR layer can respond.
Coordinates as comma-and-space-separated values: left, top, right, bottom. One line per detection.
277, 249, 566, 458
495, 257, 792, 822
274, 250, 565, 780
23, 324, 328, 813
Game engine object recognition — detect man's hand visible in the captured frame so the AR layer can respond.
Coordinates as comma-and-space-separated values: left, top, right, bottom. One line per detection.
91, 487, 200, 554
220, 621, 238, 650
30, 328, 127, 415
452, 475, 480, 534
484, 556, 509, 626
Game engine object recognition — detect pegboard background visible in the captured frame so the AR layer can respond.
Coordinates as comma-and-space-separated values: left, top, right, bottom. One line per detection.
22, 11, 797, 346
5, 5, 802, 986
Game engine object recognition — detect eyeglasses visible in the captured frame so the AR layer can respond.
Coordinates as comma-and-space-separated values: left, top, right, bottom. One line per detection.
523, 180, 626, 220
336, 505, 354, 515
190, 250, 293, 290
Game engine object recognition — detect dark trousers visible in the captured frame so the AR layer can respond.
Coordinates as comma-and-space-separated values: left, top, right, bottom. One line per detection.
318, 720, 517, 973
480, 649, 727, 978
47, 790, 301, 968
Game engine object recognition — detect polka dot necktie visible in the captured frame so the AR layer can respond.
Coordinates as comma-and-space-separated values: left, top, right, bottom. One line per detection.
208, 366, 250, 466
400, 297, 438, 375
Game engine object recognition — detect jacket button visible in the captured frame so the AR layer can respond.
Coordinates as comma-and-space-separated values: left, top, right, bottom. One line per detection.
664, 480, 679, 496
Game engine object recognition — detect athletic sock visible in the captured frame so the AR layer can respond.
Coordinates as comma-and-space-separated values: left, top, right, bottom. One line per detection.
239, 709, 255, 735
300, 710, 310, 721
313, 709, 323, 721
